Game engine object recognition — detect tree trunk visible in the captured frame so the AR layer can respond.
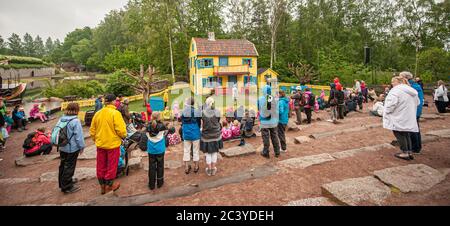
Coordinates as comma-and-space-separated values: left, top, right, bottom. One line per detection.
165, 2, 175, 83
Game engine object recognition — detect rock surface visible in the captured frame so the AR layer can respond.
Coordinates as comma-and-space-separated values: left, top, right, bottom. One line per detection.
15, 154, 59, 167
331, 143, 394, 159
128, 157, 143, 170
285, 197, 338, 206
421, 114, 444, 120
0, 178, 39, 185
425, 129, 450, 138
40, 168, 96, 182
373, 164, 447, 193
294, 136, 313, 144
144, 160, 183, 171
279, 153, 335, 169
322, 176, 391, 206
220, 144, 256, 157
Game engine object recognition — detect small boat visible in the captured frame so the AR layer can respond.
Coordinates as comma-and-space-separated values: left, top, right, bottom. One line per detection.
1, 83, 27, 106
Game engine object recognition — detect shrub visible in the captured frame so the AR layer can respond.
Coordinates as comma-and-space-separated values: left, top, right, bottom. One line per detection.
105, 71, 136, 96
42, 80, 106, 99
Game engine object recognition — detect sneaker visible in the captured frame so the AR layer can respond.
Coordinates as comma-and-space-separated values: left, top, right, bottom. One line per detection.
105, 181, 120, 193
206, 168, 212, 176
275, 153, 280, 158
211, 167, 217, 176
260, 152, 270, 159
280, 149, 287, 153
63, 185, 81, 194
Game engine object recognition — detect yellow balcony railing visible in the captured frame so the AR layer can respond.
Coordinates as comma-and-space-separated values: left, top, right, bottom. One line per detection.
213, 65, 250, 76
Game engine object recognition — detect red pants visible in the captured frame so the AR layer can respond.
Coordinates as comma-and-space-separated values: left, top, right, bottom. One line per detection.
96, 147, 120, 181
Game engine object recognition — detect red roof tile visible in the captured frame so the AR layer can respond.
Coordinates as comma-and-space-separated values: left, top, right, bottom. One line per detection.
194, 38, 258, 57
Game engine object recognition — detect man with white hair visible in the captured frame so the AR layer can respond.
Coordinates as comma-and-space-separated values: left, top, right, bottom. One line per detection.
399, 71, 424, 154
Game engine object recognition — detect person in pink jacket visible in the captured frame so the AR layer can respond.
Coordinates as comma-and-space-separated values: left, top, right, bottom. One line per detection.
221, 121, 232, 140
230, 120, 241, 138
29, 104, 48, 123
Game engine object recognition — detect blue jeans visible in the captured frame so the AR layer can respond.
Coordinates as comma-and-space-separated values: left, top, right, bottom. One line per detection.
410, 117, 422, 153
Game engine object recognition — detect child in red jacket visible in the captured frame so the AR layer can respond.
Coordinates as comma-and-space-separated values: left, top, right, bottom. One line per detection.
23, 127, 52, 157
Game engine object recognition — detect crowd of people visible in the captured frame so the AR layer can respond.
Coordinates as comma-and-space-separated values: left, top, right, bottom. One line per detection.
0, 73, 447, 195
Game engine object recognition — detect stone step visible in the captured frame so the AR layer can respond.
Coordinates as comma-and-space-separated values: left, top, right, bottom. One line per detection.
15, 154, 60, 167
421, 114, 445, 120
331, 143, 395, 159
279, 153, 335, 169
425, 129, 450, 138
0, 178, 39, 185
309, 123, 381, 140
220, 143, 256, 157
373, 164, 447, 193
285, 197, 338, 206
40, 167, 96, 182
294, 136, 313, 144
322, 176, 391, 206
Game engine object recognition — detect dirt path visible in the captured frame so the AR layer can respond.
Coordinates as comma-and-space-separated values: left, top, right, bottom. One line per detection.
1, 96, 449, 206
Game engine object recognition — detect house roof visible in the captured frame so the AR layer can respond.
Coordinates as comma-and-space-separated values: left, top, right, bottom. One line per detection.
257, 68, 280, 76
193, 38, 258, 57
257, 68, 268, 75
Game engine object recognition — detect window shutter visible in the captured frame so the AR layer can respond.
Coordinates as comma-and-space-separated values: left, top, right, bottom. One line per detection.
202, 78, 207, 87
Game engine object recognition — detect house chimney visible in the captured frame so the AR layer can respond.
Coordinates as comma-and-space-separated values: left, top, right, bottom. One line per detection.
208, 32, 215, 41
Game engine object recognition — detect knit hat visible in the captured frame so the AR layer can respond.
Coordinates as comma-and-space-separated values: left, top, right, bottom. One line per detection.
105, 94, 116, 103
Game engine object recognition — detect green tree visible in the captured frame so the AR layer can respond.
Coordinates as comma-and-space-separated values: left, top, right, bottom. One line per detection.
418, 47, 450, 81
0, 35, 6, 54
34, 35, 45, 57
8, 33, 23, 56
23, 33, 35, 56
45, 37, 54, 55
105, 71, 136, 96
71, 38, 94, 67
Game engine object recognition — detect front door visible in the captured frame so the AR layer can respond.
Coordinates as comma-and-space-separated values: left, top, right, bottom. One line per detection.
228, 75, 237, 87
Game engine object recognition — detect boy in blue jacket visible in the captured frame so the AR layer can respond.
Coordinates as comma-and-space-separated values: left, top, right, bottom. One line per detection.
278, 90, 290, 152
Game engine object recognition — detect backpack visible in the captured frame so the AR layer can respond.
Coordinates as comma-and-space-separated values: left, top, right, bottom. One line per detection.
308, 93, 315, 107
260, 95, 273, 120
23, 132, 37, 149
51, 118, 76, 150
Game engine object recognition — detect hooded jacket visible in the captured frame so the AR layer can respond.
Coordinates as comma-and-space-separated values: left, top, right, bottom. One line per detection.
201, 107, 222, 142
409, 79, 424, 117
181, 105, 201, 141
59, 115, 85, 153
89, 105, 127, 149
383, 84, 420, 132
303, 91, 313, 109
278, 96, 290, 125
258, 85, 279, 128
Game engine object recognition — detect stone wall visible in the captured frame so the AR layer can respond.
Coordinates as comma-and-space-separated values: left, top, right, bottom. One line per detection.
0, 67, 55, 78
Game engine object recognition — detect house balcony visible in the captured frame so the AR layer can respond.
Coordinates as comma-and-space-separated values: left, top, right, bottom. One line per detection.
213, 65, 250, 76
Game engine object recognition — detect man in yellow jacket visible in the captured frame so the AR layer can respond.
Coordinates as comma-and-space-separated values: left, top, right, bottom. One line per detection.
90, 94, 127, 194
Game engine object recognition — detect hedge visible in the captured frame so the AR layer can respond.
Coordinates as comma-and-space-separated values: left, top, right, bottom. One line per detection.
0, 63, 50, 69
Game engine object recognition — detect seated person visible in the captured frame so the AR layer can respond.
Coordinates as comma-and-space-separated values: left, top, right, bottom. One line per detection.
12, 106, 28, 132
225, 107, 235, 123
221, 121, 232, 141
368, 88, 378, 102
23, 127, 52, 157
167, 127, 181, 146
30, 104, 48, 123
370, 94, 385, 117
345, 94, 358, 113
231, 120, 241, 138
39, 103, 50, 118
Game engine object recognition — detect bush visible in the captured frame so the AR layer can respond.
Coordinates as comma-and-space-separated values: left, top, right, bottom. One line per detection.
42, 80, 106, 99
105, 71, 136, 96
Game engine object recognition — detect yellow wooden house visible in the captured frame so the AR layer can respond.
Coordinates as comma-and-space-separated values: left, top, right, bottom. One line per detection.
189, 33, 277, 95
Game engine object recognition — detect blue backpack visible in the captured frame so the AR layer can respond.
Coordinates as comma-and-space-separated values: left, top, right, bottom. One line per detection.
51, 118, 76, 150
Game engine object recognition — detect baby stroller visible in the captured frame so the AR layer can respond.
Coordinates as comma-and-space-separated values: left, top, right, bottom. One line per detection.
131, 112, 146, 130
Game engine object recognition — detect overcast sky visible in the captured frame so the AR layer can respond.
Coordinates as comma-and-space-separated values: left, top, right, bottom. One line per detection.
0, 0, 128, 41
